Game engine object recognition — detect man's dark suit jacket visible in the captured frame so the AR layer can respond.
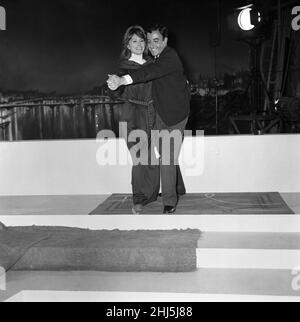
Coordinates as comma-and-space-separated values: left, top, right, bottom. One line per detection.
128, 46, 190, 127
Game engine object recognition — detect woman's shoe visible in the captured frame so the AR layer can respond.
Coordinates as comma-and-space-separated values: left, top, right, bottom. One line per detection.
163, 206, 176, 214
132, 204, 143, 215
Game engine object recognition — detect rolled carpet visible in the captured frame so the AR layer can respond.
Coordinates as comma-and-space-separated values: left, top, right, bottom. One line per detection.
0, 227, 201, 272
0, 228, 51, 271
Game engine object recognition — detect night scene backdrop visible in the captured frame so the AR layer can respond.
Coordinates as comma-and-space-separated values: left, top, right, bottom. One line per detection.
0, 0, 299, 139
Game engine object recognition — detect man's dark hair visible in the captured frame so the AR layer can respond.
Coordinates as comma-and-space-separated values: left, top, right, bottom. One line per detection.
146, 24, 169, 40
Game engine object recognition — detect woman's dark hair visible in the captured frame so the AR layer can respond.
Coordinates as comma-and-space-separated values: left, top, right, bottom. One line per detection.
121, 25, 148, 60
146, 24, 169, 40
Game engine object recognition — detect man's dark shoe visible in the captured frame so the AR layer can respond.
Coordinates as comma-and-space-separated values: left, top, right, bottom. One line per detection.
163, 206, 177, 214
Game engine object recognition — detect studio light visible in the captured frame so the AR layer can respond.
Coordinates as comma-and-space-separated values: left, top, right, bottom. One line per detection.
238, 6, 254, 31
227, 3, 265, 36
237, 4, 262, 31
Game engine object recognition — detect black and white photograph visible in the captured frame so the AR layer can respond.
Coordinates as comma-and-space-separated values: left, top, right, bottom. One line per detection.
0, 0, 300, 304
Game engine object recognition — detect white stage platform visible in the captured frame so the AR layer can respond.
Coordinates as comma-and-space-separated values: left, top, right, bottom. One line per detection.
0, 135, 300, 195
0, 135, 300, 302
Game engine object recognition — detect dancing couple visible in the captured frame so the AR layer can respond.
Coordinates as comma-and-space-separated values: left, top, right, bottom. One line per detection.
107, 24, 190, 215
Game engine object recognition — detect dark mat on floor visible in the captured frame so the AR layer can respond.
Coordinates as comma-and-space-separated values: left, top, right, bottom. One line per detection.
90, 192, 294, 215
0, 227, 200, 272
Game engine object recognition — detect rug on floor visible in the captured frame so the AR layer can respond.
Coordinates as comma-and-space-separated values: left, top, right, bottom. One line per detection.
89, 192, 294, 215
0, 227, 201, 272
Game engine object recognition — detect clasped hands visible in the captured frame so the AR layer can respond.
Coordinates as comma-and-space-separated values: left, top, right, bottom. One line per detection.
107, 74, 123, 91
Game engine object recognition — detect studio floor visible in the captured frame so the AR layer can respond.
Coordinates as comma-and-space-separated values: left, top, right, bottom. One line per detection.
0, 193, 299, 215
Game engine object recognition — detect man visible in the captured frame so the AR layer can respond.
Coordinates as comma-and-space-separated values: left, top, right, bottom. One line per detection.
108, 24, 190, 214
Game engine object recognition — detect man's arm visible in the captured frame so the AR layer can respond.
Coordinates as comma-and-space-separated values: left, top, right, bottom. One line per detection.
130, 49, 182, 84
107, 49, 182, 90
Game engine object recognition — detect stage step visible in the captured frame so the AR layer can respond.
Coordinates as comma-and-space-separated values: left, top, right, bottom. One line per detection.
2, 269, 300, 302
2, 217, 300, 271
5, 291, 300, 302
1, 227, 300, 271
196, 249, 300, 269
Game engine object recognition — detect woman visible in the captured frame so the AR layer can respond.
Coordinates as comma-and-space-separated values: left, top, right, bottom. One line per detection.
109, 26, 160, 214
